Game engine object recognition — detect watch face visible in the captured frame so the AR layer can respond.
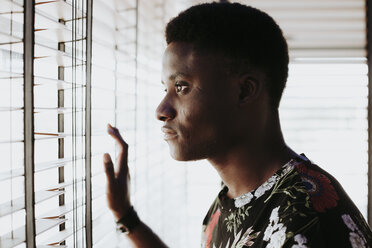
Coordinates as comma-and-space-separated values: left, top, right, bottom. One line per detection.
117, 224, 130, 234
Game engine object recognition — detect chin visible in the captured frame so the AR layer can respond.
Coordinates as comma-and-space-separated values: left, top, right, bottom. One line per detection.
169, 148, 190, 161
170, 154, 189, 161
168, 145, 205, 162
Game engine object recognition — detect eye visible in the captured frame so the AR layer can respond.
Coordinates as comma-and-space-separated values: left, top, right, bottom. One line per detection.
175, 82, 189, 94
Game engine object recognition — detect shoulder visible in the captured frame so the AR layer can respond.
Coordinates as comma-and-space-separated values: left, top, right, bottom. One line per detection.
267, 155, 372, 247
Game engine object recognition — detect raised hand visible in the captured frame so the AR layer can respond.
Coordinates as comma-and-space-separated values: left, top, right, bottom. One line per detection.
103, 123, 131, 220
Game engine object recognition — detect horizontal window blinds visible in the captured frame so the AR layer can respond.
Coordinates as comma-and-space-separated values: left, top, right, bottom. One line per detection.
233, 0, 366, 60
90, 0, 137, 245
0, 0, 25, 247
90, 0, 212, 247
32, 0, 87, 247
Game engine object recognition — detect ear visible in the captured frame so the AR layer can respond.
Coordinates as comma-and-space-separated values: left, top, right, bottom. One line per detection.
238, 75, 261, 105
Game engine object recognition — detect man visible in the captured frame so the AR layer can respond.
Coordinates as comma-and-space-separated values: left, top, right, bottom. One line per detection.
103, 2, 372, 247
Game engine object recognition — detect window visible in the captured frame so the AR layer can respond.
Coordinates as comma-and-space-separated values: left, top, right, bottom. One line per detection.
33, 0, 87, 246
0, 0, 369, 247
0, 0, 25, 247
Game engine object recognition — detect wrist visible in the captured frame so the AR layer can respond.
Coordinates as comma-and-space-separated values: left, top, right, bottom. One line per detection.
116, 206, 141, 234
113, 203, 131, 221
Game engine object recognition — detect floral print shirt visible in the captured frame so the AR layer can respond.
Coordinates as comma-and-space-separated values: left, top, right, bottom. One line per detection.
201, 153, 372, 248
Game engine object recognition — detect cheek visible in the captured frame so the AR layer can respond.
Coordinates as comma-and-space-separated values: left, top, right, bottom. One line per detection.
179, 101, 220, 138
177, 107, 195, 139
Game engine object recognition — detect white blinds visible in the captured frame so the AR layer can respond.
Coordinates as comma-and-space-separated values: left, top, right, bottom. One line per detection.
33, 0, 87, 247
0, 0, 25, 247
1, 0, 89, 247
90, 0, 138, 245
89, 0, 184, 246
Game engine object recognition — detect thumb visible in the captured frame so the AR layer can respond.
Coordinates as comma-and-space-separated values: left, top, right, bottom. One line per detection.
103, 153, 115, 187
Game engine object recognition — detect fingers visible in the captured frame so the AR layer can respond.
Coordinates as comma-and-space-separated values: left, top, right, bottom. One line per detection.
117, 149, 128, 178
103, 153, 115, 188
107, 124, 129, 178
107, 124, 127, 148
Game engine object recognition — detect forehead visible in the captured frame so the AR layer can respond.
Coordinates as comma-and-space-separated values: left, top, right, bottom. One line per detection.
162, 42, 195, 80
161, 42, 224, 82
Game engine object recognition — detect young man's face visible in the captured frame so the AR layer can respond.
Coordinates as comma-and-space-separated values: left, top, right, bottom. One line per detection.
156, 42, 243, 161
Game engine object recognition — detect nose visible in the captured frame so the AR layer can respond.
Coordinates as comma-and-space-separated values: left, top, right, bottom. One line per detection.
155, 97, 176, 122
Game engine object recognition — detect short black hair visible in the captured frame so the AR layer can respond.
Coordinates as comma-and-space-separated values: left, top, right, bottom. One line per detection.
165, 2, 289, 109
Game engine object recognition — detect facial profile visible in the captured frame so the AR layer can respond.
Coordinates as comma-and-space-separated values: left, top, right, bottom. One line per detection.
156, 42, 244, 161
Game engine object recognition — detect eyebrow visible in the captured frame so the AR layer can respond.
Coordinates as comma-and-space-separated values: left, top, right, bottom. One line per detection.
161, 72, 189, 84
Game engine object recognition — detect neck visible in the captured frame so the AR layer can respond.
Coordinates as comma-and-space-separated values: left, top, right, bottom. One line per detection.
207, 111, 300, 199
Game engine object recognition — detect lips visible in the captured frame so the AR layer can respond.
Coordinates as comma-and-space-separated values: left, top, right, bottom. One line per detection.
161, 126, 178, 140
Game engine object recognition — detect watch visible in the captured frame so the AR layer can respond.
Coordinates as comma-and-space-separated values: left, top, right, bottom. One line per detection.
116, 206, 141, 234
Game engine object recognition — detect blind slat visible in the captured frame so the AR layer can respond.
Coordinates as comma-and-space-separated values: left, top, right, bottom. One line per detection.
0, 190, 65, 218
0, 219, 66, 248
